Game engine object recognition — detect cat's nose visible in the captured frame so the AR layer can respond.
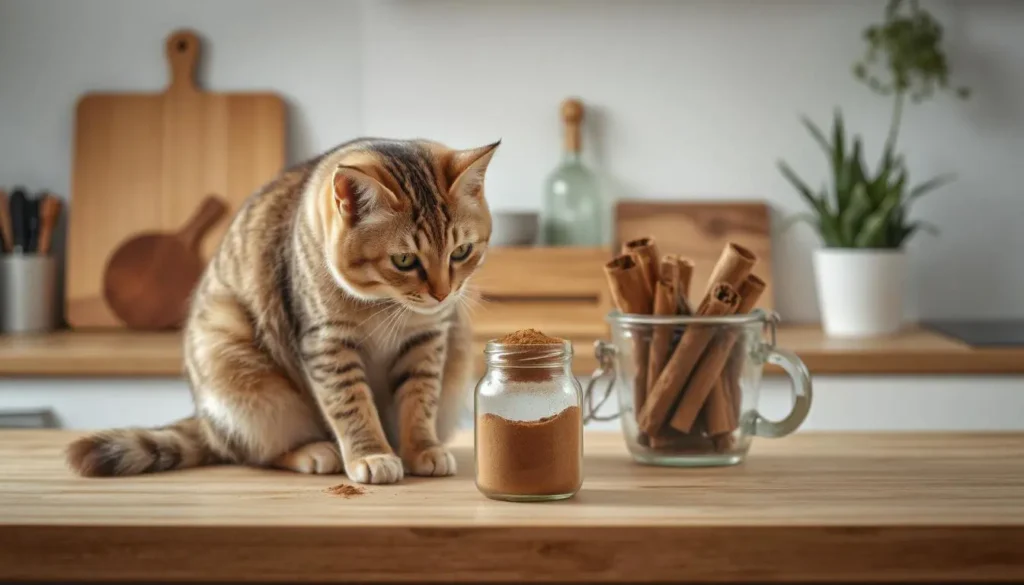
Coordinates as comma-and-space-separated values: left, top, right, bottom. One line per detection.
430, 289, 449, 302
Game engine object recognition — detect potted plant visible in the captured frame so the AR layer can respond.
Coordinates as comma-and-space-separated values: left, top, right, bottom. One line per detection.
779, 0, 969, 338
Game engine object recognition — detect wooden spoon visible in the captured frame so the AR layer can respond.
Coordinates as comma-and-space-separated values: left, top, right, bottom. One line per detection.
37, 193, 63, 255
0, 189, 11, 253
102, 195, 227, 330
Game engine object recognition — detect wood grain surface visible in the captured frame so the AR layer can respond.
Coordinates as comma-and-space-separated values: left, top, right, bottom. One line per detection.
1, 431, 1022, 582
614, 200, 774, 309
67, 29, 285, 328
102, 195, 228, 329
1, 325, 1022, 378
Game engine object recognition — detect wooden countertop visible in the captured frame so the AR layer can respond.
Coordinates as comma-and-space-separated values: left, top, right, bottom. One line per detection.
0, 325, 1021, 378
1, 431, 1022, 582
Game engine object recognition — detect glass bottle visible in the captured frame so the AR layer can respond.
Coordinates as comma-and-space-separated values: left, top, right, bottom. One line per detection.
474, 338, 584, 502
541, 98, 605, 246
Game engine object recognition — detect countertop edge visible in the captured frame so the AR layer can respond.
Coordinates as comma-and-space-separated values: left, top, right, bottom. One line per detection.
1, 327, 1023, 378
2, 524, 1021, 582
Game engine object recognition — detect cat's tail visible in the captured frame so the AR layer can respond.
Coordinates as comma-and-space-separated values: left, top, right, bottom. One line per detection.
65, 417, 216, 477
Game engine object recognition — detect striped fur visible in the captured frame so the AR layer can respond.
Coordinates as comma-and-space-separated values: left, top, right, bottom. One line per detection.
66, 138, 499, 484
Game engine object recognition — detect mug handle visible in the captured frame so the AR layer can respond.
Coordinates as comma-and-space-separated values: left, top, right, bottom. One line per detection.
752, 347, 813, 438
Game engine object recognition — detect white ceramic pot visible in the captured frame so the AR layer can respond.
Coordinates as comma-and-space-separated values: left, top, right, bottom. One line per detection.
813, 248, 906, 338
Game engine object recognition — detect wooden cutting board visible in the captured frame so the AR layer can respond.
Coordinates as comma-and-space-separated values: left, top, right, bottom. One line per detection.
67, 29, 286, 329
614, 200, 774, 310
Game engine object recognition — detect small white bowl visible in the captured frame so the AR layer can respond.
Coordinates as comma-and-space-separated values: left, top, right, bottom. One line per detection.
490, 211, 539, 247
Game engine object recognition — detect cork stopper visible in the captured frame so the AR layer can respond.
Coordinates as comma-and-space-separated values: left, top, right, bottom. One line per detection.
561, 97, 584, 153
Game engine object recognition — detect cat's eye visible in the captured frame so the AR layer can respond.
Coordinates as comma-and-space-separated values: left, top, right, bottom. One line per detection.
451, 243, 474, 261
391, 253, 419, 271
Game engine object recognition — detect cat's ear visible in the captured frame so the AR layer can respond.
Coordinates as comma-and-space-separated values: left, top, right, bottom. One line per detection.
445, 140, 501, 202
333, 165, 405, 226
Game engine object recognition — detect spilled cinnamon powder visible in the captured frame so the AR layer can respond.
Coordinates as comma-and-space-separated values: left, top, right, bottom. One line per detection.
497, 328, 562, 345
324, 484, 365, 498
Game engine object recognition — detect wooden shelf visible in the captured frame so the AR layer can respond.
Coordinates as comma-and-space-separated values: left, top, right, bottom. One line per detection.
0, 325, 1020, 378
1, 430, 1022, 582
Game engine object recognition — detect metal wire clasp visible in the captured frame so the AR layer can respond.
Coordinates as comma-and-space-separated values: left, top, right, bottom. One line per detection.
582, 340, 618, 423
757, 308, 781, 348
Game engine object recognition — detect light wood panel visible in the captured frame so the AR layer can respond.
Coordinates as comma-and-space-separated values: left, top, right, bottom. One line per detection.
1, 431, 1022, 582
783, 325, 1024, 374
472, 246, 613, 301
468, 245, 613, 374
1, 326, 1021, 378
615, 200, 774, 309
67, 29, 285, 328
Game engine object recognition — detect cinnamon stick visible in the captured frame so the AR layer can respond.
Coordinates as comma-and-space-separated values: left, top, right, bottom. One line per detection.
677, 257, 695, 300
703, 380, 736, 435
637, 283, 740, 436
736, 274, 767, 315
648, 428, 714, 452
603, 253, 654, 421
647, 274, 677, 397
713, 433, 736, 453
723, 372, 742, 427
669, 274, 766, 433
701, 242, 756, 302
603, 254, 652, 315
659, 254, 679, 290
622, 237, 659, 300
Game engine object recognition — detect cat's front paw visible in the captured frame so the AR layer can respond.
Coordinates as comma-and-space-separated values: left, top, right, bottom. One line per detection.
346, 453, 404, 484
403, 445, 457, 477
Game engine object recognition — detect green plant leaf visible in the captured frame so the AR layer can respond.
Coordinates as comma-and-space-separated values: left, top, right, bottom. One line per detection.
836, 136, 863, 211
896, 220, 941, 246
819, 211, 846, 247
907, 173, 955, 202
801, 116, 832, 156
829, 111, 846, 203
854, 195, 901, 248
778, 161, 830, 216
890, 165, 907, 198
840, 183, 873, 244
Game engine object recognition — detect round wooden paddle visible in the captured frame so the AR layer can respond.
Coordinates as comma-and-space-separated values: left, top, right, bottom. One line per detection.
102, 195, 227, 330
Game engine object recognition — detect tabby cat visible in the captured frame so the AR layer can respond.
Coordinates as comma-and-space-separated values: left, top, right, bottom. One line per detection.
66, 137, 500, 484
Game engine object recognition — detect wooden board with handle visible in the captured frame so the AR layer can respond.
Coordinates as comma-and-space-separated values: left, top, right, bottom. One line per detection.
67, 29, 286, 329
614, 200, 774, 309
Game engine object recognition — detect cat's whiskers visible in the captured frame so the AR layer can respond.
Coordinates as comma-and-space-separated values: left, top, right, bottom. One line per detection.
363, 303, 402, 345
382, 304, 410, 351
355, 301, 396, 330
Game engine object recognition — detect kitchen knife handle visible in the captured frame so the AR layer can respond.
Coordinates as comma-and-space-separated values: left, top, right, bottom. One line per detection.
25, 194, 41, 253
38, 194, 62, 255
9, 189, 27, 253
0, 190, 12, 253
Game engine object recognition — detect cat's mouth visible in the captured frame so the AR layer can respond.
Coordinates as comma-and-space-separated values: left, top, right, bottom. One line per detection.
404, 291, 460, 315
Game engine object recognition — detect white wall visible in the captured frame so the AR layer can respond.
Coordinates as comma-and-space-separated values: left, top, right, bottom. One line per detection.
1, 0, 1022, 431
361, 0, 1024, 323
1, 0, 1022, 322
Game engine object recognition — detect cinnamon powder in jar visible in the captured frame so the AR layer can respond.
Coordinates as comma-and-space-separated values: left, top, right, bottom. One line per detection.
475, 328, 583, 500
496, 328, 562, 345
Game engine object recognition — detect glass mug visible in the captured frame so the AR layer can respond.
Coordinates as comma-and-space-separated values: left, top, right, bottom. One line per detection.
583, 310, 812, 466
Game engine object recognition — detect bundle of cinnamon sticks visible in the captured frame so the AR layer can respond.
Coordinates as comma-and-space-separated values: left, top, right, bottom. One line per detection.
604, 238, 765, 453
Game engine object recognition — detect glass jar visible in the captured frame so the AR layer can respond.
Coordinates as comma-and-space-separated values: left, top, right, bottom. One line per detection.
584, 310, 812, 467
474, 339, 584, 502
